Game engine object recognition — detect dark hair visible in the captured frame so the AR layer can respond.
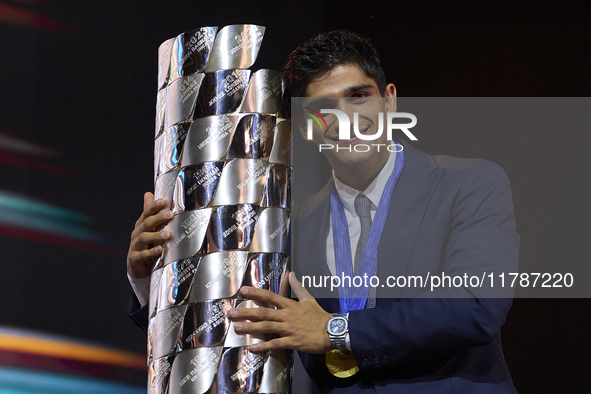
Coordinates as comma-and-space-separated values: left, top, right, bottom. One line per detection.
282, 30, 387, 115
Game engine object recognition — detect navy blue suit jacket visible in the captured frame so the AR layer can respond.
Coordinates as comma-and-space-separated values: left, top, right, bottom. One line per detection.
292, 143, 520, 393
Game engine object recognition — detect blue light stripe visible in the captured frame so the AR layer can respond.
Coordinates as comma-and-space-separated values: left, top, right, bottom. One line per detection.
0, 367, 145, 394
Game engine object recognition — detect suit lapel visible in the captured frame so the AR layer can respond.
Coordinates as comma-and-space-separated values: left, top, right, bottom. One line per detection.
376, 143, 443, 299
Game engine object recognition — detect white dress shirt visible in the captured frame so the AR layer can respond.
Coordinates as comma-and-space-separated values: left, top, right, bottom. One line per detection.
326, 150, 397, 276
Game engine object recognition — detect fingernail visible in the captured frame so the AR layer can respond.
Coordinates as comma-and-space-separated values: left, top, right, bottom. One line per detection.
229, 309, 237, 317
160, 231, 169, 239
249, 344, 259, 351
155, 246, 162, 253
240, 287, 249, 295
156, 199, 164, 206
234, 323, 243, 330
163, 211, 173, 219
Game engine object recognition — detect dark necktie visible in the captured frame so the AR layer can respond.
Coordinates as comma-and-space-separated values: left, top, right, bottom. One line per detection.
354, 193, 376, 309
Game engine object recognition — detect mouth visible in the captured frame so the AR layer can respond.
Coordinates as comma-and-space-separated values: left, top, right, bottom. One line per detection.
328, 125, 370, 145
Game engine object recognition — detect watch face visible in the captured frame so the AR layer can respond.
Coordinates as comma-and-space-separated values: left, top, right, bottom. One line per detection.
328, 317, 347, 335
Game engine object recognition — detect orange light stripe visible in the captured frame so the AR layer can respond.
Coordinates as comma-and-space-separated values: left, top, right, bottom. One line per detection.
0, 333, 146, 370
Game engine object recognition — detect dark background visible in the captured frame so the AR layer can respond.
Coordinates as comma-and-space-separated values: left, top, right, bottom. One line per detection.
0, 0, 589, 392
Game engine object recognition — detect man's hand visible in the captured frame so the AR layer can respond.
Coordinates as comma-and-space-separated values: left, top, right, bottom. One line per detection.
229, 272, 333, 354
127, 192, 173, 279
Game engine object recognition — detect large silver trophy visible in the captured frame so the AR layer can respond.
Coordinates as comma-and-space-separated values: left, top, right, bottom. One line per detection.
149, 25, 292, 394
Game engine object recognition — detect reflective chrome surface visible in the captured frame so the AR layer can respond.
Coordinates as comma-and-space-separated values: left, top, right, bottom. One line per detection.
259, 350, 293, 393
155, 88, 167, 138
223, 300, 270, 347
173, 162, 224, 213
189, 251, 249, 302
212, 159, 269, 206
181, 115, 240, 166
149, 268, 163, 320
203, 204, 259, 252
261, 164, 291, 209
157, 37, 174, 91
154, 169, 180, 211
227, 114, 275, 159
157, 258, 200, 312
239, 69, 283, 114
194, 69, 251, 118
149, 354, 175, 394
169, 27, 217, 82
152, 305, 188, 359
178, 298, 235, 350
169, 347, 222, 394
157, 123, 191, 175
250, 208, 290, 253
165, 74, 204, 129
204, 24, 265, 72
242, 253, 290, 297
163, 209, 212, 264
269, 120, 291, 165
215, 346, 265, 393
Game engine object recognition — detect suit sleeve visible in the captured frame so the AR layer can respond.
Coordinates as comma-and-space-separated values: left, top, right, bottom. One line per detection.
348, 160, 520, 370
128, 293, 149, 334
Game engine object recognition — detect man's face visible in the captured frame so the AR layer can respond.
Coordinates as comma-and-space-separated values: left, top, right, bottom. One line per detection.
301, 64, 396, 173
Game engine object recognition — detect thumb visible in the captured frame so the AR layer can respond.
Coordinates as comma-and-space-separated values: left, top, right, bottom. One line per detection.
289, 272, 314, 301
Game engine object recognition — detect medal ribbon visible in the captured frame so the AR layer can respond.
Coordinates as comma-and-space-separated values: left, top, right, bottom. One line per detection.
330, 147, 405, 313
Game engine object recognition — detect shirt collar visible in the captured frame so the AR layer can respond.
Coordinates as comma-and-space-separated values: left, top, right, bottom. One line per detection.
333, 150, 397, 218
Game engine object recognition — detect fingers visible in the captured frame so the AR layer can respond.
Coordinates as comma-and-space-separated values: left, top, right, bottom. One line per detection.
239, 287, 291, 309
229, 304, 281, 322
133, 206, 173, 237
248, 337, 291, 353
289, 272, 314, 301
127, 192, 174, 279
233, 320, 287, 336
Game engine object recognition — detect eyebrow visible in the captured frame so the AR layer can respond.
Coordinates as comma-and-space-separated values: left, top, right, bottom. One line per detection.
343, 83, 375, 95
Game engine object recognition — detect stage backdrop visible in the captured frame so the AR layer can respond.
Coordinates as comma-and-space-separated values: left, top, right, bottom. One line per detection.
0, 0, 588, 393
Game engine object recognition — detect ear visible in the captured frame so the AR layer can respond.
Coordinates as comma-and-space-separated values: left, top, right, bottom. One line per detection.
384, 83, 397, 112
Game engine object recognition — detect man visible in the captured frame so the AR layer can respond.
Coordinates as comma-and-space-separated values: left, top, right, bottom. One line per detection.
128, 30, 519, 393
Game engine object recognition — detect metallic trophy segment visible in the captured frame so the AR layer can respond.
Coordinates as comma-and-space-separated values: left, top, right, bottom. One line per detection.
149, 268, 164, 320
178, 298, 235, 350
216, 346, 266, 393
169, 347, 222, 394
155, 122, 191, 178
212, 159, 269, 206
227, 114, 275, 159
261, 164, 291, 209
239, 69, 283, 114
168, 347, 222, 394
204, 204, 259, 252
163, 209, 212, 265
165, 73, 205, 129
151, 25, 292, 394
149, 354, 175, 394
193, 69, 251, 118
250, 208, 290, 253
169, 27, 217, 82
173, 161, 225, 213
181, 115, 240, 166
154, 169, 180, 210
157, 37, 174, 91
189, 251, 249, 302
242, 253, 290, 297
259, 350, 293, 394
269, 120, 292, 165
157, 258, 200, 312
152, 305, 188, 359
204, 25, 265, 72
155, 88, 167, 138
223, 299, 271, 347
